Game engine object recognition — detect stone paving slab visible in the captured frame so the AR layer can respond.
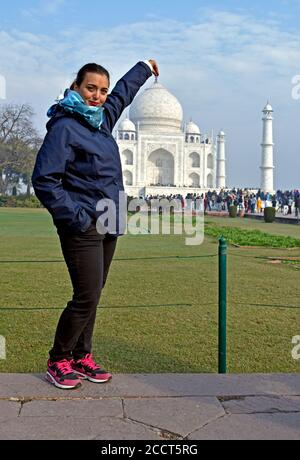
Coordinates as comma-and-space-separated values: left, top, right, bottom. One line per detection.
0, 401, 21, 421
0, 373, 299, 440
222, 395, 300, 414
188, 413, 300, 440
0, 417, 162, 440
0, 373, 299, 399
124, 397, 225, 438
20, 399, 123, 418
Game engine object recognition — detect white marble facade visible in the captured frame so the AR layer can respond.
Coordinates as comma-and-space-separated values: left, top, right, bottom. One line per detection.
116, 81, 225, 197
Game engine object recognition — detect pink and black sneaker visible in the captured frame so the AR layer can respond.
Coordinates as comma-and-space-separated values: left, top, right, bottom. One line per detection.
71, 353, 112, 383
46, 359, 82, 389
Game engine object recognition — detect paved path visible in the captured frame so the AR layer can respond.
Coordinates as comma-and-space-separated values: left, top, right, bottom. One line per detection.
206, 210, 299, 224
0, 373, 299, 440
246, 212, 299, 224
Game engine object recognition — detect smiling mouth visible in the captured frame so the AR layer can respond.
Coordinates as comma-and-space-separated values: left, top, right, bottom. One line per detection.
89, 101, 100, 107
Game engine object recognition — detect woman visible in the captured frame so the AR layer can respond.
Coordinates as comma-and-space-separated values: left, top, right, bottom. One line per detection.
32, 59, 159, 389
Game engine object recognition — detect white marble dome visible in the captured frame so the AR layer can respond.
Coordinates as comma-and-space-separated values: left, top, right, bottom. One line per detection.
129, 81, 183, 133
186, 121, 200, 134
119, 118, 136, 131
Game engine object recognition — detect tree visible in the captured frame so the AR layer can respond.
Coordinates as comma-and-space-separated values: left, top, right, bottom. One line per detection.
0, 104, 42, 195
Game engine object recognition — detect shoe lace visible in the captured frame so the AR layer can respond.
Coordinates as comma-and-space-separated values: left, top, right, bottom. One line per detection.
55, 359, 74, 375
80, 353, 101, 371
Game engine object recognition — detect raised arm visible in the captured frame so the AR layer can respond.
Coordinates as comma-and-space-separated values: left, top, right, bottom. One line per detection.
31, 121, 92, 233
103, 60, 159, 132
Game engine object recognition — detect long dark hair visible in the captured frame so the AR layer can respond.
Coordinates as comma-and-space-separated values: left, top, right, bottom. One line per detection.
70, 63, 110, 89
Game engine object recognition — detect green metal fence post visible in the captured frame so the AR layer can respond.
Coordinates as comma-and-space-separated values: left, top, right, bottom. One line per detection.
218, 236, 227, 373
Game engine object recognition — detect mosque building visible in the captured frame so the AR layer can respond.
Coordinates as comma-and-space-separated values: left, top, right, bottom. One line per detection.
115, 80, 226, 197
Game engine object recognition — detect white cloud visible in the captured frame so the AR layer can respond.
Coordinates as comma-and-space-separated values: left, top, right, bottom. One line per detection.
42, 0, 65, 15
0, 9, 299, 188
0, 74, 6, 100
21, 0, 66, 18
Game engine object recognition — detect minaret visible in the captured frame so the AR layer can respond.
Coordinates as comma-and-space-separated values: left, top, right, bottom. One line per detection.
216, 130, 226, 189
260, 103, 274, 193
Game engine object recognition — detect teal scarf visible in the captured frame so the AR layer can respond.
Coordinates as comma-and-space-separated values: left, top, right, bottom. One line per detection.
47, 89, 104, 130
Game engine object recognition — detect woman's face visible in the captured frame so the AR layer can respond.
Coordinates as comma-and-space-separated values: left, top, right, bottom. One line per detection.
74, 72, 109, 107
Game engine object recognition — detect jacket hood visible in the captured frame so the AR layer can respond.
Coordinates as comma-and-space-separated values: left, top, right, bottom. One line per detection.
46, 109, 67, 132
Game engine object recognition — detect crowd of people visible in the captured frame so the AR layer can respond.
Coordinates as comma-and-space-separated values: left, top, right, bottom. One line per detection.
144, 188, 300, 217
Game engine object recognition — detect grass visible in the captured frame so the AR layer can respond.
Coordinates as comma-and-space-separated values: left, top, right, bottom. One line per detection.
204, 221, 300, 248
0, 207, 299, 374
205, 214, 300, 239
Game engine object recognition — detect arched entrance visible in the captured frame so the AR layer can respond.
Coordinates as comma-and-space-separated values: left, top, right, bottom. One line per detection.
122, 149, 133, 165
207, 173, 214, 188
147, 149, 174, 185
123, 170, 133, 186
189, 173, 200, 187
189, 152, 200, 168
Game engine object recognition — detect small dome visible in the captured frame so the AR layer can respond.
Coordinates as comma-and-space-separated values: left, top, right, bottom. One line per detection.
263, 103, 273, 112
219, 130, 225, 136
186, 121, 200, 134
118, 118, 136, 131
129, 81, 183, 133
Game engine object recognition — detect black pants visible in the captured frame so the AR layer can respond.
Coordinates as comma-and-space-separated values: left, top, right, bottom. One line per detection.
49, 224, 117, 361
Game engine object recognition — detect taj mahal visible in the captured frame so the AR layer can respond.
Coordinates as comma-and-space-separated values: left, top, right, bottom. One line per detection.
54, 79, 275, 196
115, 80, 227, 198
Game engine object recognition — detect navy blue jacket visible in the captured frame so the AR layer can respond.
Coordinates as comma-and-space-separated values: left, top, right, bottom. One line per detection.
32, 61, 152, 235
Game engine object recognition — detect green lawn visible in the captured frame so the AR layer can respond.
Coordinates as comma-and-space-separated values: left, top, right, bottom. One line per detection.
0, 208, 299, 374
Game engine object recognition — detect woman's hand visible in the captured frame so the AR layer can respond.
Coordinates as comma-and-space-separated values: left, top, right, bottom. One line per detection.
149, 59, 159, 77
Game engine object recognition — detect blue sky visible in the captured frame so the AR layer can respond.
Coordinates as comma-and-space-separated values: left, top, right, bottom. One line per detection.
0, 0, 300, 189
3, 0, 300, 33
